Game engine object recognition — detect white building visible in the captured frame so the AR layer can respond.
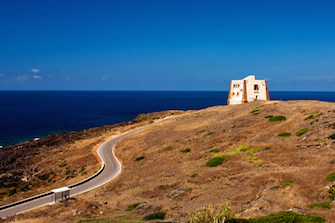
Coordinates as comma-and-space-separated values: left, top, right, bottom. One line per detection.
227, 75, 269, 105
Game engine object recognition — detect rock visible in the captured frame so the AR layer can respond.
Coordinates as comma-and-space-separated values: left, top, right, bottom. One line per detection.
166, 187, 190, 199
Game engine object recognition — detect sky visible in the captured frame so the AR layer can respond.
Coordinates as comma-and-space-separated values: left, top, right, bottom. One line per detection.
0, 0, 334, 91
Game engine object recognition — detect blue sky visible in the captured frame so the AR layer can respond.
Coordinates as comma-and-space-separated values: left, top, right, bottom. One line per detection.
0, 0, 334, 91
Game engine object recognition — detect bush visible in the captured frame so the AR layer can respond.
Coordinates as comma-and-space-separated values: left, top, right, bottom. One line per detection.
207, 131, 215, 135
135, 156, 145, 161
219, 144, 249, 157
332, 123, 335, 129
329, 133, 335, 140
143, 212, 166, 221
208, 148, 220, 153
251, 109, 259, 113
277, 132, 291, 137
253, 112, 260, 116
308, 202, 332, 209
325, 172, 335, 181
190, 202, 234, 223
246, 148, 259, 154
265, 115, 273, 118
304, 115, 314, 121
180, 148, 191, 153
295, 127, 310, 136
198, 130, 207, 134
268, 116, 286, 122
206, 157, 225, 167
309, 111, 320, 115
164, 146, 173, 150
327, 184, 335, 200
282, 180, 294, 188
126, 202, 146, 211
318, 139, 326, 143
191, 173, 198, 178
233, 211, 325, 223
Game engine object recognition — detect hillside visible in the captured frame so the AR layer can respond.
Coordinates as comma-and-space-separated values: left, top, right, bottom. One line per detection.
2, 100, 335, 223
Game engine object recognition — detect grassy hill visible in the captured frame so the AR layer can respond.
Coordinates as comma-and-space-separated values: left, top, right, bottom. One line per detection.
2, 100, 335, 223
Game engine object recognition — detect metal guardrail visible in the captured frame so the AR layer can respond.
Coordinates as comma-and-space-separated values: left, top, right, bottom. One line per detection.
0, 164, 105, 211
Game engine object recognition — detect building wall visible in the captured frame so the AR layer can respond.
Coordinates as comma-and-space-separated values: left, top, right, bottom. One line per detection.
228, 80, 244, 105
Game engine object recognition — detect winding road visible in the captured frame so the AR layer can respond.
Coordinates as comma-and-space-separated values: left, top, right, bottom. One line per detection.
0, 117, 171, 218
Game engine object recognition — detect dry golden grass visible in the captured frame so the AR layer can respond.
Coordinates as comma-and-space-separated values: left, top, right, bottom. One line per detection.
2, 101, 335, 223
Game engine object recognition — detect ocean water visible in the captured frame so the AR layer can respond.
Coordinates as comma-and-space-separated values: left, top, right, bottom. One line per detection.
0, 91, 335, 146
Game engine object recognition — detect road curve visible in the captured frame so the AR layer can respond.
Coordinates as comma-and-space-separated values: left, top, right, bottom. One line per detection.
0, 117, 172, 218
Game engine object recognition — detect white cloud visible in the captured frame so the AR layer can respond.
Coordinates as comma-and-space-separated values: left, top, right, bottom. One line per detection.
31, 68, 39, 73
264, 78, 272, 81
14, 75, 28, 83
325, 62, 328, 65
33, 75, 42, 79
102, 76, 108, 80
0, 73, 4, 77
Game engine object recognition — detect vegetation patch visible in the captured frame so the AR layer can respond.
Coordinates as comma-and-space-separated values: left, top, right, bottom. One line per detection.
143, 212, 166, 221
217, 144, 249, 157
251, 109, 259, 113
76, 215, 145, 223
207, 131, 215, 135
190, 173, 198, 178
304, 115, 314, 121
135, 156, 145, 161
309, 111, 320, 115
282, 180, 294, 188
277, 132, 291, 137
246, 147, 259, 154
164, 146, 173, 150
190, 202, 234, 223
295, 127, 310, 136
265, 115, 273, 119
180, 148, 191, 153
233, 211, 325, 223
326, 172, 335, 181
126, 202, 147, 211
206, 157, 225, 167
171, 206, 183, 210
329, 133, 335, 140
332, 123, 335, 129
245, 156, 263, 167
268, 116, 286, 122
198, 130, 207, 134
208, 148, 220, 153
308, 202, 332, 209
253, 112, 260, 116
318, 139, 326, 143
327, 185, 335, 200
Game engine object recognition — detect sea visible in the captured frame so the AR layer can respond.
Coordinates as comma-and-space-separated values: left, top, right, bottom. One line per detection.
1, 91, 335, 146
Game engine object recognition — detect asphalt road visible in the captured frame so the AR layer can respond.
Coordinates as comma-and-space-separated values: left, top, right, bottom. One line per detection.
0, 117, 171, 218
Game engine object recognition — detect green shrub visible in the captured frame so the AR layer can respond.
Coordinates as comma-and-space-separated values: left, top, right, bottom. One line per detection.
268, 116, 286, 122
265, 115, 273, 119
251, 109, 259, 113
277, 132, 291, 137
135, 156, 145, 161
309, 111, 320, 115
198, 130, 207, 134
318, 139, 326, 143
58, 161, 67, 167
143, 212, 166, 221
190, 202, 234, 223
79, 166, 86, 173
282, 180, 294, 188
327, 185, 335, 200
308, 202, 332, 209
326, 172, 335, 181
171, 206, 183, 210
304, 115, 314, 121
191, 173, 198, 178
332, 123, 335, 129
207, 131, 215, 135
233, 211, 325, 223
208, 148, 220, 153
245, 156, 263, 167
206, 157, 225, 167
126, 202, 146, 211
329, 133, 335, 140
180, 148, 191, 153
253, 112, 260, 116
246, 147, 259, 154
164, 146, 173, 150
218, 144, 249, 157
295, 127, 310, 136
175, 140, 179, 142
